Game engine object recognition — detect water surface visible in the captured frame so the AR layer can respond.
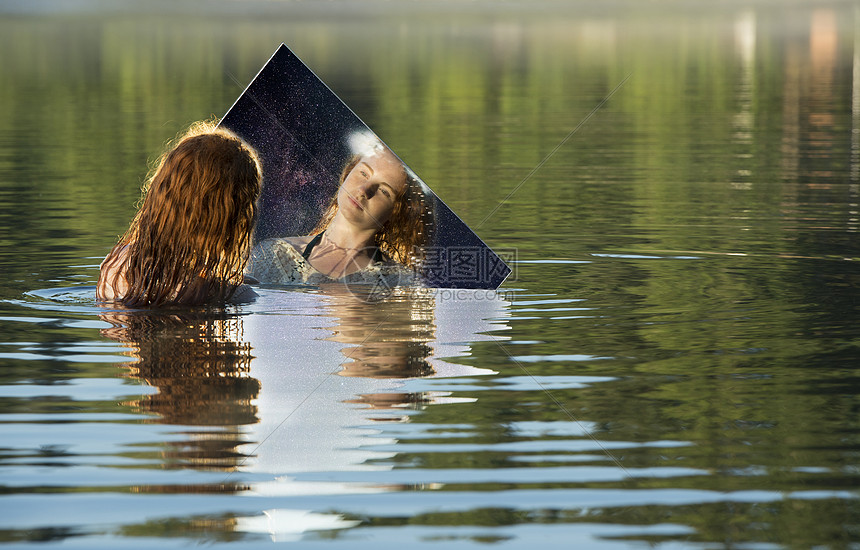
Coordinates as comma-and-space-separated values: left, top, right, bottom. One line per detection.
1, 2, 859, 548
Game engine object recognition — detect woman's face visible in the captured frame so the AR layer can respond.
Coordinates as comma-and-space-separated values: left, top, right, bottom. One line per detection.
337, 150, 407, 230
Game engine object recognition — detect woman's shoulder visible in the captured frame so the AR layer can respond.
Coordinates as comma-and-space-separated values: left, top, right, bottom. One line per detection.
96, 244, 130, 301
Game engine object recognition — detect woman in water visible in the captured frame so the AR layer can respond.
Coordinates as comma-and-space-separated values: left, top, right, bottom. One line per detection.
247, 142, 431, 286
97, 121, 263, 306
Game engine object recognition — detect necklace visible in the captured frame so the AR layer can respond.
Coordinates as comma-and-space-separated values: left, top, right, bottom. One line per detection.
320, 232, 368, 253
304, 232, 374, 278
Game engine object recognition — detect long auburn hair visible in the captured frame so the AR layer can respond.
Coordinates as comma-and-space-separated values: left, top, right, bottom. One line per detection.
104, 121, 262, 307
311, 155, 432, 268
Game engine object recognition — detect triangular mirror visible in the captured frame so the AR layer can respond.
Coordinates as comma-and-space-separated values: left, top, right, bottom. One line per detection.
220, 44, 510, 289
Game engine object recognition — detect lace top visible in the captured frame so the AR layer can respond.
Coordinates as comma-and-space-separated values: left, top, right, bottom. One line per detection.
246, 237, 416, 287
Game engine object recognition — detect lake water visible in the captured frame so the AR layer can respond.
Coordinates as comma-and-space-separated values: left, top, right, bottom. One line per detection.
1, 1, 859, 548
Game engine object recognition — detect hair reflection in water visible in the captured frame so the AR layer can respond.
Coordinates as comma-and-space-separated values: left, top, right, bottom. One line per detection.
324, 286, 443, 410
100, 310, 259, 473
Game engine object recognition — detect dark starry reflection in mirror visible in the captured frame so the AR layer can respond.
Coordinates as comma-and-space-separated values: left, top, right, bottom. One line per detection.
220, 44, 511, 289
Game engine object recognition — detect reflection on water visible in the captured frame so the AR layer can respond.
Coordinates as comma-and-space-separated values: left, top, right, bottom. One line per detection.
236, 287, 506, 479
328, 287, 438, 380
1, 2, 859, 548
231, 287, 508, 540
101, 311, 259, 471
0, 284, 510, 542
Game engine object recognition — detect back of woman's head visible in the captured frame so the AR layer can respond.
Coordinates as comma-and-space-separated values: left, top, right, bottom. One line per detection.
120, 121, 262, 306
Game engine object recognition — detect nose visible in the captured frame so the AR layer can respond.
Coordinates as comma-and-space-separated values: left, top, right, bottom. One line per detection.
356, 182, 375, 198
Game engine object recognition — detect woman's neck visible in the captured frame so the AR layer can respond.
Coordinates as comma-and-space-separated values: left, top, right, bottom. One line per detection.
324, 215, 378, 251
303, 214, 380, 278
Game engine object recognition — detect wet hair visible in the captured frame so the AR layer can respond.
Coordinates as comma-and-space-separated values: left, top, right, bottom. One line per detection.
100, 120, 262, 307
311, 154, 432, 268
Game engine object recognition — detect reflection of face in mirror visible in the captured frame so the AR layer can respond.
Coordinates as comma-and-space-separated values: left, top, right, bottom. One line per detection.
312, 146, 430, 273
246, 140, 433, 286
100, 311, 259, 473
336, 151, 407, 232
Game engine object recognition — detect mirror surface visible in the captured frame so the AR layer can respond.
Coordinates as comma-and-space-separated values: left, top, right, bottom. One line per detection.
220, 44, 511, 289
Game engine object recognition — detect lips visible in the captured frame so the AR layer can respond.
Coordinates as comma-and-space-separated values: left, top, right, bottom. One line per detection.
348, 196, 363, 210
